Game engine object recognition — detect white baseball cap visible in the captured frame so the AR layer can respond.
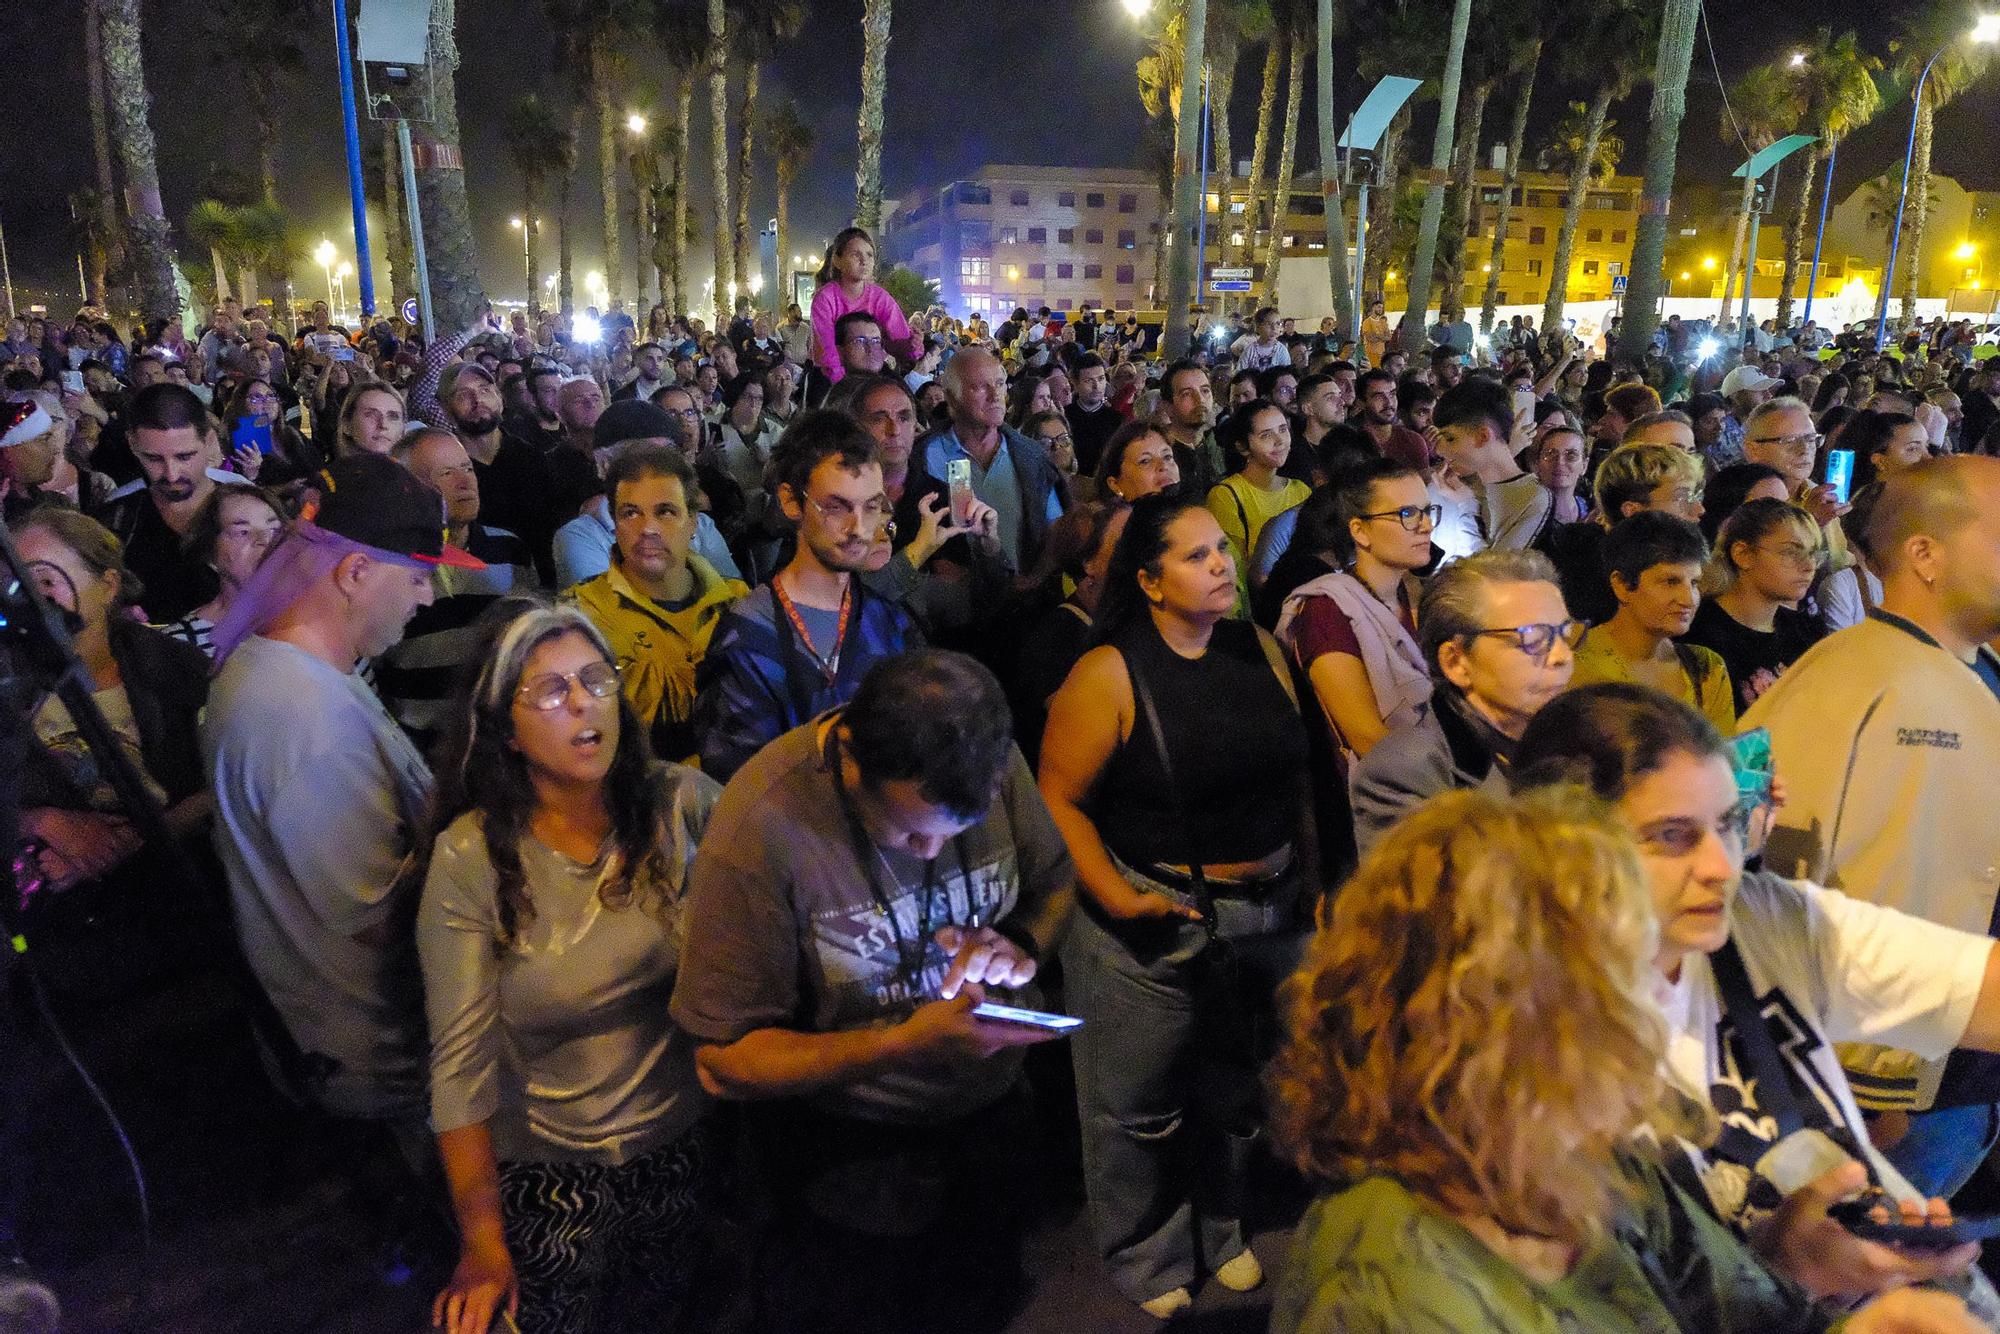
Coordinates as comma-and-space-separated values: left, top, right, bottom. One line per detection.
1720, 365, 1781, 397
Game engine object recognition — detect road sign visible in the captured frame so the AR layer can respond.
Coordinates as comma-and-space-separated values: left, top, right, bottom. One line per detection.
1209, 280, 1252, 293
1209, 266, 1253, 280
1611, 275, 1629, 294
401, 297, 420, 324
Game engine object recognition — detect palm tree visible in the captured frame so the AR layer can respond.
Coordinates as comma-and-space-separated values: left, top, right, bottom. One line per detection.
708, 0, 735, 315
1775, 31, 1882, 329
654, 2, 711, 313
1260, 12, 1307, 305
1396, 0, 1473, 351
1539, 0, 1652, 333
1140, 114, 1177, 299
1442, 20, 1522, 326
731, 0, 808, 297
1478, 27, 1546, 332
1237, 6, 1281, 277
186, 201, 244, 305
207, 0, 311, 203
68, 191, 116, 310
1312, 0, 1355, 334
82, 0, 123, 299
1885, 5, 1992, 329
505, 93, 570, 318
1717, 65, 1788, 323
1615, 0, 1703, 359
854, 0, 893, 231
97, 0, 178, 321
410, 0, 489, 330
764, 99, 815, 310
629, 109, 660, 310
236, 200, 292, 310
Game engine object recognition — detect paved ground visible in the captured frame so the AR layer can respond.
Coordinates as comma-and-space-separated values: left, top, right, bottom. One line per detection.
13, 954, 1299, 1334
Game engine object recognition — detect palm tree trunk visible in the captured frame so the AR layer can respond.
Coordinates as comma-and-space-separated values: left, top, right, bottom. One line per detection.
1900, 96, 1933, 329
1260, 32, 1305, 306
561, 101, 584, 318
1540, 84, 1613, 334
527, 186, 544, 319
708, 0, 734, 318
853, 0, 893, 231
1366, 106, 1408, 302
674, 75, 694, 314
1440, 81, 1491, 325
1398, 0, 1473, 351
410, 0, 488, 331
1315, 0, 1355, 336
1480, 42, 1540, 333
1240, 39, 1280, 275
632, 171, 650, 312
651, 180, 675, 313
383, 127, 414, 306
1720, 170, 1753, 323
211, 248, 234, 303
1163, 0, 1208, 358
775, 164, 794, 316
1211, 57, 1235, 286
252, 75, 280, 203
734, 60, 758, 297
595, 49, 622, 311
83, 0, 120, 305
1616, 0, 1699, 360
1775, 143, 1819, 332
97, 0, 178, 322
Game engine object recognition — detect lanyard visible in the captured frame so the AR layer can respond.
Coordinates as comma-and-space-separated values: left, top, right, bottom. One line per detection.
772, 575, 850, 685
828, 731, 975, 996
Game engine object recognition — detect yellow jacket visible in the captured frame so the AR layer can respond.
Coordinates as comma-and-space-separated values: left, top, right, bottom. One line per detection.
565, 555, 747, 758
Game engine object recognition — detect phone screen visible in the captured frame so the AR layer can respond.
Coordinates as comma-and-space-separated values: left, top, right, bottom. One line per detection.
1729, 727, 1773, 807
971, 1002, 1083, 1033
231, 417, 276, 456
1823, 449, 1855, 505
60, 370, 84, 394
946, 458, 974, 524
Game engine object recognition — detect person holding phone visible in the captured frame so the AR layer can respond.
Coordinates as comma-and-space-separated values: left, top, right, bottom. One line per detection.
1513, 685, 2000, 1316
222, 377, 314, 483
1686, 500, 1829, 710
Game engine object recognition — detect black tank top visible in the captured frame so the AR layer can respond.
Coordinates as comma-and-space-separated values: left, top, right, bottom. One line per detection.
1094, 614, 1309, 867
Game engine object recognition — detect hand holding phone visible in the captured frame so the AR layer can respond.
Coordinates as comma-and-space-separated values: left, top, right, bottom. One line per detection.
946, 457, 975, 526
1824, 448, 1855, 506
1830, 1193, 2000, 1252
971, 1002, 1083, 1033
231, 416, 275, 456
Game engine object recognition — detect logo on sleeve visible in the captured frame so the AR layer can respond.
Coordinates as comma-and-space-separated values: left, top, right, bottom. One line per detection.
1895, 727, 1962, 750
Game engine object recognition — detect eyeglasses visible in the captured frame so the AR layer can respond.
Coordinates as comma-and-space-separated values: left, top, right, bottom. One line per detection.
807, 493, 893, 527
1466, 618, 1588, 659
1661, 487, 1705, 505
1357, 503, 1442, 532
1754, 541, 1822, 566
843, 335, 885, 350
1037, 432, 1073, 448
517, 660, 619, 712
1748, 431, 1821, 456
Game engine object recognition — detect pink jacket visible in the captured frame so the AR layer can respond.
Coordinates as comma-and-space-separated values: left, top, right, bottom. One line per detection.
809, 281, 921, 383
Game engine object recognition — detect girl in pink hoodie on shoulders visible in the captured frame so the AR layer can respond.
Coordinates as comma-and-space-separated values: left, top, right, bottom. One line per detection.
808, 227, 923, 385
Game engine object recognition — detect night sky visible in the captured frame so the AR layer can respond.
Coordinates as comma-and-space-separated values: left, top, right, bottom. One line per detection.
2, 0, 1995, 312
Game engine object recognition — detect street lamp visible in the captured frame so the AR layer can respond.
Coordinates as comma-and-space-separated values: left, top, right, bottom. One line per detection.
1120, 0, 1151, 15
627, 112, 648, 136
1701, 255, 1718, 271
1877, 14, 2000, 346
511, 217, 536, 309
335, 260, 354, 326
313, 238, 337, 315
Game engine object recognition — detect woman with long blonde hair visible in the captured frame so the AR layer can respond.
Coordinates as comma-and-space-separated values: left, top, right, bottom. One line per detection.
1267, 787, 1980, 1333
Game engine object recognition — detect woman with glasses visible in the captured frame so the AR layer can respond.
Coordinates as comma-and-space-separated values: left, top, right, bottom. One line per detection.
1512, 685, 2000, 1319
224, 376, 316, 483
1039, 491, 1313, 1319
1349, 549, 1581, 855
1023, 409, 1086, 505
1685, 499, 1829, 711
153, 484, 288, 659
1209, 398, 1310, 608
419, 602, 721, 1334
1274, 459, 1435, 763
1528, 422, 1591, 541
1269, 782, 1986, 1333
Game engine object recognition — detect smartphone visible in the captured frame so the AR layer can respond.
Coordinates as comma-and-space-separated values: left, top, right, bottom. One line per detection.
971, 1002, 1083, 1033
1830, 1197, 2000, 1251
1729, 727, 1774, 807
1824, 448, 1855, 506
231, 416, 275, 456
332, 345, 356, 363
1512, 386, 1537, 423
60, 370, 84, 395
946, 457, 974, 525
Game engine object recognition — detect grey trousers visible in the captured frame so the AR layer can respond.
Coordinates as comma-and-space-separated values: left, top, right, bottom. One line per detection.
1063, 858, 1306, 1303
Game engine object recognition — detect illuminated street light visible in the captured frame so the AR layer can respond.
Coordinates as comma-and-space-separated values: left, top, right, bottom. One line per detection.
1701, 255, 1718, 271
1680, 271, 1692, 281
1789, 51, 1807, 67
1120, 0, 1151, 16
313, 238, 338, 316
1956, 241, 1978, 259
627, 113, 648, 135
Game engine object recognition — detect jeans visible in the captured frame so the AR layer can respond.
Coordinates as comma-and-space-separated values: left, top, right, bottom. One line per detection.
1883, 1102, 2000, 1201
1064, 857, 1306, 1303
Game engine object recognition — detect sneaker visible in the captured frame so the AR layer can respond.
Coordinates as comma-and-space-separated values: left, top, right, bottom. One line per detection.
1214, 1248, 1264, 1292
1138, 1286, 1193, 1320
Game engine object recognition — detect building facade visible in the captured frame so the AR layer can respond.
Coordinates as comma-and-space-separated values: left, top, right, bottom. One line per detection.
882, 166, 1165, 319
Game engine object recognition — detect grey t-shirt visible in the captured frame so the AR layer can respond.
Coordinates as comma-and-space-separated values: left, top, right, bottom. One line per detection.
418, 763, 720, 1164
202, 635, 433, 1120
1477, 471, 1553, 552
671, 718, 1075, 1126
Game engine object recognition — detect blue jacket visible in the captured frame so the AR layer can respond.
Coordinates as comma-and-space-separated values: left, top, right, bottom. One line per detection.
694, 577, 921, 780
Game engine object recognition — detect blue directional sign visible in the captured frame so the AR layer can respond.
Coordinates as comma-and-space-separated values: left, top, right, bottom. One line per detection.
401, 297, 420, 324
1210, 280, 1253, 293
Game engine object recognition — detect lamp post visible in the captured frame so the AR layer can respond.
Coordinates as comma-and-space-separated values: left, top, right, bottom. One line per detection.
335, 261, 354, 325
313, 238, 337, 316
511, 217, 535, 309
1876, 14, 2000, 348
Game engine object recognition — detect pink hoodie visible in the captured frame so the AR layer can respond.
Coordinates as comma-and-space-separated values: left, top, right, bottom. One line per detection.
809, 281, 922, 383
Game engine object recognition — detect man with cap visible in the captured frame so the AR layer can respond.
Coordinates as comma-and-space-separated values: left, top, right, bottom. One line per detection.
202, 453, 481, 1134
438, 355, 564, 583
1713, 363, 1781, 472
0, 394, 63, 522
550, 398, 743, 592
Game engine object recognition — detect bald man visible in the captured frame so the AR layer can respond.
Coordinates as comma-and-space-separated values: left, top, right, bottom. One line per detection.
920, 347, 1066, 570
1745, 455, 2000, 1199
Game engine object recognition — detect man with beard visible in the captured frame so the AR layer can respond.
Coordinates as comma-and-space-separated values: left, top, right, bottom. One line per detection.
507, 365, 568, 455
203, 453, 478, 1133
438, 359, 564, 582
695, 410, 919, 780
612, 341, 671, 403
1353, 368, 1430, 471
103, 383, 251, 620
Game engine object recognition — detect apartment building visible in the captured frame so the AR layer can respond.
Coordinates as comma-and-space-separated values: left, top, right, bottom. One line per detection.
882, 165, 1165, 319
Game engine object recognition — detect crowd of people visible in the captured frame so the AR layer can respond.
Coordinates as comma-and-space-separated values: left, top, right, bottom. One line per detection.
6, 225, 2000, 1334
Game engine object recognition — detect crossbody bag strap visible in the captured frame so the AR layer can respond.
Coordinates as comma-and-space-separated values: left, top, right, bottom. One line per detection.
1709, 938, 1806, 1139
1126, 657, 1216, 936
1673, 641, 1707, 710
